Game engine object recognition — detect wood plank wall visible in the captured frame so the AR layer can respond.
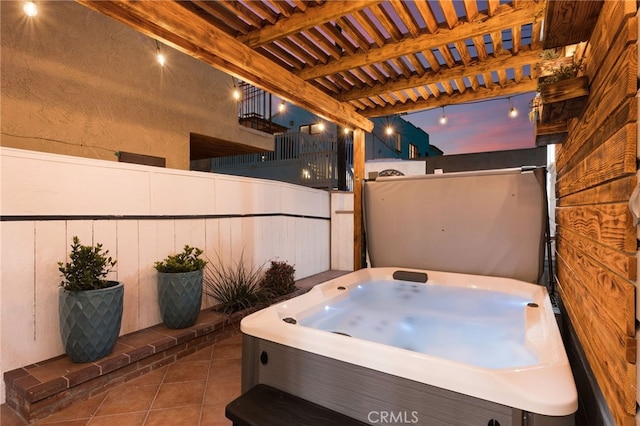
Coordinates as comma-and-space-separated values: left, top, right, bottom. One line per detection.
555, 2, 637, 425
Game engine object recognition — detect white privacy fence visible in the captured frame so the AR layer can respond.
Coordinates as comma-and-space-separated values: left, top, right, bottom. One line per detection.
0, 147, 332, 403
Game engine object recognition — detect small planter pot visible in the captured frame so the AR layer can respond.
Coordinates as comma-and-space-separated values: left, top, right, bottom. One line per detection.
538, 75, 589, 124
157, 270, 203, 329
59, 281, 124, 363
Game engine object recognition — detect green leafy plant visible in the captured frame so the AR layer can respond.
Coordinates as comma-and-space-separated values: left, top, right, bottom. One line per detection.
261, 260, 296, 297
154, 245, 207, 273
539, 49, 560, 61
203, 252, 266, 314
537, 61, 583, 91
58, 236, 117, 291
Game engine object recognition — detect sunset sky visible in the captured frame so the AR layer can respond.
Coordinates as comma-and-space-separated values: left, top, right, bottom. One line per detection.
403, 91, 537, 155
272, 90, 538, 157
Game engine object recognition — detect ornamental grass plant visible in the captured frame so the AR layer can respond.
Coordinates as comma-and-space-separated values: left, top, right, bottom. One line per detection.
203, 251, 267, 314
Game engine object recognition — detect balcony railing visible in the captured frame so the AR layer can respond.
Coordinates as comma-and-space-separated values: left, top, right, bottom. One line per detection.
211, 132, 354, 190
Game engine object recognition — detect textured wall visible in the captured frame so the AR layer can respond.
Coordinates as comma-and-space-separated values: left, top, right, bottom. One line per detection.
0, 1, 272, 169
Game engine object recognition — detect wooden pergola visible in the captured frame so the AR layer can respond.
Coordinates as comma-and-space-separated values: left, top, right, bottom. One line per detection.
77, 0, 602, 270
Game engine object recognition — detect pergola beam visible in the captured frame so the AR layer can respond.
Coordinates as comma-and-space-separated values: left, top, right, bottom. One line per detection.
361, 79, 537, 116
338, 47, 542, 101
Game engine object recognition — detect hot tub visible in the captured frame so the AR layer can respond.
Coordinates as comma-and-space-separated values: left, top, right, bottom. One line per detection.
241, 267, 577, 425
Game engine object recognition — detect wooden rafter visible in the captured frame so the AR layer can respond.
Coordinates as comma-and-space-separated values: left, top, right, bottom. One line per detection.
462, 0, 479, 22
189, 1, 251, 35
238, 1, 384, 47
337, 48, 541, 101
216, 0, 263, 28
362, 78, 537, 116
388, 0, 421, 37
296, 1, 545, 80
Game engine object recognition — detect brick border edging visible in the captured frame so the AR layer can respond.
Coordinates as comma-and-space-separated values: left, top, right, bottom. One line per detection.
4, 286, 311, 423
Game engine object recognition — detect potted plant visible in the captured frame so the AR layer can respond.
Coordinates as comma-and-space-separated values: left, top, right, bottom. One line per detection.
154, 245, 207, 329
58, 236, 123, 363
534, 52, 588, 124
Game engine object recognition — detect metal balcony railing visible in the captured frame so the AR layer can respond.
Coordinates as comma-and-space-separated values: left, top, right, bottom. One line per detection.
210, 132, 354, 190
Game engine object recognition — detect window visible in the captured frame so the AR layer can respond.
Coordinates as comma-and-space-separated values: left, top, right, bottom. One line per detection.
409, 143, 419, 159
300, 123, 325, 135
395, 134, 402, 152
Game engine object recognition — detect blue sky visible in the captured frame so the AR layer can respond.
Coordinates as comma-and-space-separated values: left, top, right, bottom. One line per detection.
402, 92, 537, 155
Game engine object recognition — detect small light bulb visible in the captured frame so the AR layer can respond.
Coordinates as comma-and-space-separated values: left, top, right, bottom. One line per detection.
438, 106, 447, 125
343, 127, 350, 135
385, 126, 393, 135
318, 122, 325, 131
509, 106, 518, 118
156, 51, 165, 66
278, 101, 285, 113
24, 1, 37, 16
233, 88, 241, 100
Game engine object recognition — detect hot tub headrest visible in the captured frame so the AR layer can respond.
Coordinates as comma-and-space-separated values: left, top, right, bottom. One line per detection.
363, 167, 547, 283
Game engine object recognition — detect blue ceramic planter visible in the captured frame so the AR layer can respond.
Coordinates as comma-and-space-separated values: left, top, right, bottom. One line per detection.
59, 281, 124, 363
157, 270, 203, 329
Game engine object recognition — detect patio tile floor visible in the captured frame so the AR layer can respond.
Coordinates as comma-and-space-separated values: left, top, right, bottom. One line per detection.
1, 270, 350, 426
2, 334, 242, 426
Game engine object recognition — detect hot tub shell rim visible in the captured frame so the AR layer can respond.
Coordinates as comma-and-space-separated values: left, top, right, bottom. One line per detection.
240, 267, 578, 417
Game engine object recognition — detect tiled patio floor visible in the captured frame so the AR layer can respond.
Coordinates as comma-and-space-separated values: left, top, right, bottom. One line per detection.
2, 331, 242, 426
1, 270, 351, 426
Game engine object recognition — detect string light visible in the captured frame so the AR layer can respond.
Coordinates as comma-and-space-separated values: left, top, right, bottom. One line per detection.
397, 93, 530, 121
232, 78, 241, 101
317, 121, 325, 132
23, 1, 37, 16
343, 127, 350, 135
508, 97, 518, 118
155, 40, 165, 66
385, 126, 394, 135
278, 100, 285, 113
439, 106, 447, 125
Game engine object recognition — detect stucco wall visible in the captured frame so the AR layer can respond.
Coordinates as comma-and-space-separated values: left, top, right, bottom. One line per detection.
0, 1, 272, 170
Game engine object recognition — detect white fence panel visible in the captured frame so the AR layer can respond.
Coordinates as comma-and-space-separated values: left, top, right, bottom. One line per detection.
330, 192, 354, 271
0, 147, 331, 404
34, 222, 67, 353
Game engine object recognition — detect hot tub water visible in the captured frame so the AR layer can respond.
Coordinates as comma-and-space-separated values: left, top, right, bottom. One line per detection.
299, 280, 538, 369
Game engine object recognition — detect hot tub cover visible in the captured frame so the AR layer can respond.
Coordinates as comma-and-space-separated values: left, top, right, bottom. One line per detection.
363, 167, 547, 283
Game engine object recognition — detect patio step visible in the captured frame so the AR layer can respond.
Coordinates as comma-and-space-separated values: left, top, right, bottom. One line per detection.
3, 271, 350, 423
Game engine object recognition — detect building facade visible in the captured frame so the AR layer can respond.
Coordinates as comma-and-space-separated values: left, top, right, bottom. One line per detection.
203, 102, 439, 189
1, 1, 273, 170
